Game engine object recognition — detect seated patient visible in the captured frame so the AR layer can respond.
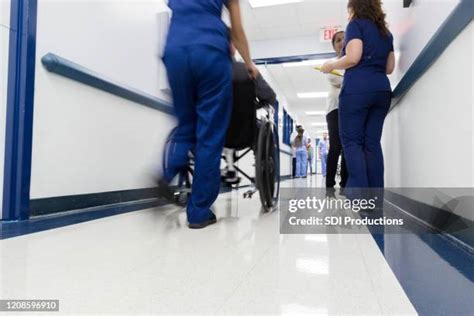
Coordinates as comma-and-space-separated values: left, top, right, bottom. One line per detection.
223, 35, 277, 183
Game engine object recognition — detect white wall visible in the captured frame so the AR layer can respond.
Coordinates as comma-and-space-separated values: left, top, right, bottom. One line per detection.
36, 0, 171, 98
0, 0, 9, 27
0, 0, 11, 217
384, 0, 460, 87
31, 0, 175, 199
382, 21, 473, 219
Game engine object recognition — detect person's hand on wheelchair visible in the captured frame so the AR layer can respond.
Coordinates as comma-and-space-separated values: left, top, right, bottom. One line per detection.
246, 62, 259, 80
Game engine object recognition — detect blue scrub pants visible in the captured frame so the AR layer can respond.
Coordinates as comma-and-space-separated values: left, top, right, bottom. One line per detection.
339, 92, 391, 188
163, 46, 232, 224
321, 152, 328, 177
295, 149, 307, 177
307, 157, 313, 174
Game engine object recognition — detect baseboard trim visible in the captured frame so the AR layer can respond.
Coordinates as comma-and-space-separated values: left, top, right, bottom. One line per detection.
30, 187, 159, 217
384, 190, 474, 253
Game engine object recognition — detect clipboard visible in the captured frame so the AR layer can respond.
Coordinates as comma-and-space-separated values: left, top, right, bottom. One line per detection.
313, 66, 344, 77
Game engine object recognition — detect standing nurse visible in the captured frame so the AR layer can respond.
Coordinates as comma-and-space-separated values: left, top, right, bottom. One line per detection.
321, 0, 395, 190
160, 0, 258, 229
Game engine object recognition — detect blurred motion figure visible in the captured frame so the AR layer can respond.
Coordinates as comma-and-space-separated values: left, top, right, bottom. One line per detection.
158, 0, 258, 229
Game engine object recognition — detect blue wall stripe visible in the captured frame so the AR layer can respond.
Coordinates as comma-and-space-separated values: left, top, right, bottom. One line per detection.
0, 184, 248, 239
40, 52, 337, 116
280, 149, 292, 156
392, 0, 473, 101
254, 52, 337, 65
30, 187, 160, 216
0, 198, 162, 239
366, 202, 474, 315
2, 0, 38, 221
41, 53, 175, 115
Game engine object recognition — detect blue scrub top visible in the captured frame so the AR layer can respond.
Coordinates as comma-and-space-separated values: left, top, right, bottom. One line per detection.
166, 0, 230, 54
319, 139, 328, 155
341, 18, 394, 95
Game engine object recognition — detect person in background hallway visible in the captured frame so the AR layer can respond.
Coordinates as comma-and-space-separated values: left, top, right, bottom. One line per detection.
293, 126, 308, 178
318, 133, 329, 177
158, 0, 258, 229
325, 30, 348, 190
307, 138, 314, 175
223, 33, 277, 183
291, 125, 302, 178
321, 0, 395, 192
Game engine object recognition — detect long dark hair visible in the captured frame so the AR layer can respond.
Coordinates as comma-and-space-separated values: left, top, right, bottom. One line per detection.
294, 129, 304, 147
348, 0, 390, 36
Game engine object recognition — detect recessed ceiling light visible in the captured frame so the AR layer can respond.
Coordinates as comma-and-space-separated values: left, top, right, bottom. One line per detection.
311, 123, 327, 127
282, 59, 331, 68
249, 0, 303, 8
298, 92, 329, 99
306, 111, 326, 116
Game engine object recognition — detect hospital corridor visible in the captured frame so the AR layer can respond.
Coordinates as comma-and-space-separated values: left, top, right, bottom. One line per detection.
0, 0, 473, 315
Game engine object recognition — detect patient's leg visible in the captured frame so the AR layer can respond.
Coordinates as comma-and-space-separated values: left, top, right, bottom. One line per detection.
224, 148, 236, 171
223, 148, 239, 183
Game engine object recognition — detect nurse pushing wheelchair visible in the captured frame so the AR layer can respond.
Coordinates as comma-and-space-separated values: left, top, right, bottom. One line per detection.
163, 78, 281, 214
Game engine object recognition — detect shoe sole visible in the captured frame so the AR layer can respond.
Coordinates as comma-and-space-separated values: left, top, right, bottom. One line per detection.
188, 218, 217, 229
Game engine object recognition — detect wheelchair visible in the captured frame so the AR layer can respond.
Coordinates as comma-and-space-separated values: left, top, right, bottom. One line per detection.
163, 80, 280, 212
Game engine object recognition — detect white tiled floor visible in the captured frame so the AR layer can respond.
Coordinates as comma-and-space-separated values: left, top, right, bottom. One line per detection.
0, 176, 417, 315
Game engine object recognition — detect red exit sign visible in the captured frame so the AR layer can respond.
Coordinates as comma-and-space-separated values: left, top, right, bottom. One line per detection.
320, 26, 342, 42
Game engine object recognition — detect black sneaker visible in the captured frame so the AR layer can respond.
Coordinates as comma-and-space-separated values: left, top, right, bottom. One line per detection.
188, 213, 217, 229
326, 187, 336, 199
339, 187, 347, 197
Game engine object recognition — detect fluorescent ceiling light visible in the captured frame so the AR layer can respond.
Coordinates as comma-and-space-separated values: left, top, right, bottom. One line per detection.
298, 92, 329, 99
311, 123, 327, 127
282, 59, 331, 68
306, 111, 326, 116
249, 0, 303, 8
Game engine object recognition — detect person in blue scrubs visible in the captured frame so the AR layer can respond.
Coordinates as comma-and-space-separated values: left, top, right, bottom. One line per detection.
293, 127, 308, 178
318, 133, 329, 177
321, 0, 395, 191
158, 0, 258, 229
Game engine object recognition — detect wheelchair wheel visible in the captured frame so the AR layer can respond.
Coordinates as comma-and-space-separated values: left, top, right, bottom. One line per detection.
162, 128, 193, 205
256, 120, 280, 212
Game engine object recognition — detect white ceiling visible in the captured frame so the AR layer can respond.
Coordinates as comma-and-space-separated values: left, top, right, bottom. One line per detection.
241, 0, 346, 42
239, 0, 347, 137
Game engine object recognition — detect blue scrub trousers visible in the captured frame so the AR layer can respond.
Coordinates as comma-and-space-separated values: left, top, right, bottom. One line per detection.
321, 152, 328, 177
295, 149, 307, 177
339, 92, 391, 188
307, 157, 313, 174
163, 46, 232, 224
